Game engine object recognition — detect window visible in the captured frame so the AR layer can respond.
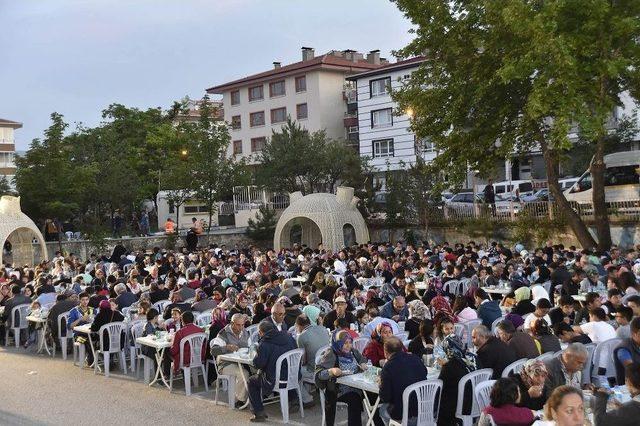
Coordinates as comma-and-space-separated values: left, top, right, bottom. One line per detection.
248, 85, 263, 101
348, 125, 358, 134
251, 137, 266, 152
295, 75, 306, 92
371, 108, 393, 128
168, 201, 175, 214
372, 139, 394, 158
270, 107, 287, 123
184, 205, 209, 214
231, 115, 241, 130
250, 111, 265, 127
269, 80, 286, 97
415, 136, 435, 153
233, 140, 242, 154
230, 90, 240, 105
296, 103, 308, 120
605, 165, 639, 186
370, 77, 391, 97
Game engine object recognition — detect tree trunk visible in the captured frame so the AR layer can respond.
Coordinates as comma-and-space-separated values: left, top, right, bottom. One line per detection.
591, 139, 612, 250
541, 140, 597, 249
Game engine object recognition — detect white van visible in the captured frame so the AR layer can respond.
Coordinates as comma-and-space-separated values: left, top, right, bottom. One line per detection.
564, 151, 640, 203
478, 180, 534, 201
559, 177, 579, 192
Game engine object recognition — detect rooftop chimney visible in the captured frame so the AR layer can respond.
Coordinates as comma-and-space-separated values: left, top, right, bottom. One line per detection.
273, 62, 281, 69
301, 47, 314, 61
367, 50, 380, 65
343, 49, 356, 62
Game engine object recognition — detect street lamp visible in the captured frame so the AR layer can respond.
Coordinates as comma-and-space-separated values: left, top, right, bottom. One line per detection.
181, 149, 188, 157
405, 107, 414, 118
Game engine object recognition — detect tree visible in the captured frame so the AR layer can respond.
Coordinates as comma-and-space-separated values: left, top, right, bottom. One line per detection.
257, 118, 370, 195
246, 205, 278, 241
392, 0, 640, 250
0, 176, 15, 197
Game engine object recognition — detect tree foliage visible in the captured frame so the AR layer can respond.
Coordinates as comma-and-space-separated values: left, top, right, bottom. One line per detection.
246, 205, 278, 241
257, 118, 371, 195
392, 0, 640, 249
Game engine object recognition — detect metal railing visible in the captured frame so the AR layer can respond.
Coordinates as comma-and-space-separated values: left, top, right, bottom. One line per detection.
232, 186, 290, 212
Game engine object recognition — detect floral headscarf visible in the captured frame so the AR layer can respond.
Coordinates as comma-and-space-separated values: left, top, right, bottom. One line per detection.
211, 307, 228, 329
430, 295, 454, 317
520, 359, 548, 387
442, 335, 476, 373
371, 321, 392, 343
331, 329, 354, 360
408, 300, 429, 320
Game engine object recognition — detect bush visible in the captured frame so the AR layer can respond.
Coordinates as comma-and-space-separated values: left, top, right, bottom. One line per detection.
246, 205, 277, 241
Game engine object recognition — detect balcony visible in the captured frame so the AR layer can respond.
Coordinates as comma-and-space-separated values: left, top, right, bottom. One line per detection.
343, 88, 357, 104
347, 132, 359, 144
343, 112, 358, 128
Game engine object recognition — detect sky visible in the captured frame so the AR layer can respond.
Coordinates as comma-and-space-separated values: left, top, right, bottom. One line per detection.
0, 0, 414, 149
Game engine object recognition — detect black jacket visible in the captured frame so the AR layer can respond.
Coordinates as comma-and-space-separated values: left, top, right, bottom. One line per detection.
252, 328, 297, 385
594, 391, 640, 426
476, 336, 517, 379
380, 352, 428, 421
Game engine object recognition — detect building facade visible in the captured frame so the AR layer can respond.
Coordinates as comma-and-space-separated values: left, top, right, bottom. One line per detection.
206, 47, 386, 163
0, 118, 20, 187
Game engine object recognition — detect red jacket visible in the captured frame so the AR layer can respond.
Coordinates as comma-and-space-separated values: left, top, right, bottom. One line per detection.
170, 323, 205, 371
363, 339, 406, 367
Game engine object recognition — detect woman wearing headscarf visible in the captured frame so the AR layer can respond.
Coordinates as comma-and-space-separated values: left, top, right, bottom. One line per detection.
430, 295, 456, 325
437, 335, 477, 426
218, 287, 238, 310
208, 307, 228, 340
302, 305, 321, 326
191, 289, 216, 312
363, 321, 394, 367
87, 299, 125, 366
315, 330, 369, 426
511, 359, 549, 410
511, 286, 536, 316
405, 300, 429, 340
227, 293, 252, 322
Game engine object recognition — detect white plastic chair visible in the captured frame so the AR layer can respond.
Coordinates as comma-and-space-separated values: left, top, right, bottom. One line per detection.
247, 324, 259, 344
454, 323, 466, 342
153, 299, 170, 314
398, 321, 406, 332
4, 304, 30, 347
459, 279, 471, 295
315, 345, 344, 426
206, 357, 235, 407
474, 379, 496, 413
444, 279, 461, 295
123, 263, 133, 274
455, 368, 493, 426
195, 312, 212, 327
536, 353, 555, 363
53, 311, 73, 360
129, 322, 145, 375
491, 315, 507, 335
95, 321, 127, 377
272, 348, 305, 423
396, 331, 409, 341
592, 338, 622, 384
353, 337, 369, 354
581, 343, 597, 385
389, 379, 443, 426
169, 332, 208, 396
502, 358, 527, 378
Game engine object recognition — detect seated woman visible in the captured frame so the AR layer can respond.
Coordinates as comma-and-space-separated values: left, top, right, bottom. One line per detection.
141, 308, 160, 360
363, 322, 394, 367
511, 360, 549, 411
433, 316, 456, 365
532, 385, 585, 426
405, 300, 430, 340
86, 299, 125, 366
403, 281, 421, 303
511, 287, 536, 316
478, 378, 536, 426
437, 335, 477, 425
407, 318, 434, 359
316, 330, 368, 426
530, 318, 561, 354
453, 295, 478, 322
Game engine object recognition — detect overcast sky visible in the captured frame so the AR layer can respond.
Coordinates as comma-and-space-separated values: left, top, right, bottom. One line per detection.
0, 0, 413, 149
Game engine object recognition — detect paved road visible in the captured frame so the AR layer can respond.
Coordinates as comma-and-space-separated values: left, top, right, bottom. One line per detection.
0, 346, 328, 426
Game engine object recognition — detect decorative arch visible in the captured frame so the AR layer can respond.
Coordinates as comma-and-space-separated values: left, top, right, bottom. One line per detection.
0, 196, 48, 266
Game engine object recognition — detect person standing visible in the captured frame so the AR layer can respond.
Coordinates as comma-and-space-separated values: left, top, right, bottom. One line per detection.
139, 211, 150, 236
483, 179, 496, 215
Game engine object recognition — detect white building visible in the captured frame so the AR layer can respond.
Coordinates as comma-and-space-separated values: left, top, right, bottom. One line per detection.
156, 191, 221, 231
347, 57, 429, 190
0, 118, 20, 187
206, 47, 385, 164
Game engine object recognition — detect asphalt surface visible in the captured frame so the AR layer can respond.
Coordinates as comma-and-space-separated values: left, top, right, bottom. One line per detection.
0, 345, 329, 426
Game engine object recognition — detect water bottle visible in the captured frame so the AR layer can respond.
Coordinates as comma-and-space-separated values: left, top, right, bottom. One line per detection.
366, 360, 373, 380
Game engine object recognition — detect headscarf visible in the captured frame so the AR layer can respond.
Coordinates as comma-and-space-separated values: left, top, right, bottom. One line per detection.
195, 289, 207, 302
99, 299, 111, 311
430, 295, 456, 324
408, 300, 429, 320
365, 289, 378, 303
442, 335, 476, 372
520, 359, 548, 387
371, 321, 392, 343
505, 313, 524, 329
514, 286, 531, 303
211, 307, 228, 328
302, 305, 321, 325
225, 287, 238, 303
331, 329, 354, 361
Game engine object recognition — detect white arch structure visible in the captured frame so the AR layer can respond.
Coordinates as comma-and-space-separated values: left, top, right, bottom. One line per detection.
273, 187, 369, 251
0, 196, 48, 266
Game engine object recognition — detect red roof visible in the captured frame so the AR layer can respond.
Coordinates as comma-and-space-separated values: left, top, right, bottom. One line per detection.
346, 56, 426, 80
0, 118, 22, 129
207, 54, 384, 93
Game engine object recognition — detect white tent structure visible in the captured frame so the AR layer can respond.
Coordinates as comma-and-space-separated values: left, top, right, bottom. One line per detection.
273, 187, 369, 251
0, 196, 48, 266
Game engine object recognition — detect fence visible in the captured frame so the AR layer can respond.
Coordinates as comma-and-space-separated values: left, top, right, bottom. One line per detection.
232, 186, 290, 212
434, 200, 640, 223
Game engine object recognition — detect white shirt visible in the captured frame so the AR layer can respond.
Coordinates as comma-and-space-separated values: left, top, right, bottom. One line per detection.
523, 313, 551, 331
580, 321, 617, 343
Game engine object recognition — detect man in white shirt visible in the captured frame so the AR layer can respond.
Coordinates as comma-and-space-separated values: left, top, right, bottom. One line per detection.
263, 302, 286, 332
574, 307, 616, 343
523, 298, 552, 331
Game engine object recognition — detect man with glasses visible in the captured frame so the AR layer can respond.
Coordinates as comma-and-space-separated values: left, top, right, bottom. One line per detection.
211, 313, 250, 408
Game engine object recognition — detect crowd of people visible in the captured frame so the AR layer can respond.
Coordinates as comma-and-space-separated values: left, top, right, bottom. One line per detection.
2, 239, 640, 425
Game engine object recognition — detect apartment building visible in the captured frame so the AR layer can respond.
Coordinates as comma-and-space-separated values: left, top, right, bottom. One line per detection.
347, 57, 427, 190
206, 47, 386, 163
0, 118, 20, 186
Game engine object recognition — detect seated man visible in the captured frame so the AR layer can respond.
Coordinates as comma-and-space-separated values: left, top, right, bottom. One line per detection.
496, 319, 539, 360
472, 324, 517, 379
615, 306, 633, 339
474, 288, 502, 328
248, 321, 297, 422
614, 317, 640, 385
379, 296, 409, 323
322, 296, 357, 331
548, 295, 575, 327
573, 307, 616, 344
594, 362, 640, 426
210, 313, 250, 408
554, 322, 592, 345
0, 285, 31, 345
604, 288, 623, 320
290, 285, 311, 307
574, 292, 601, 325
544, 343, 588, 392
379, 336, 428, 425
523, 298, 552, 331
296, 313, 328, 406
114, 283, 136, 311
166, 311, 204, 375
